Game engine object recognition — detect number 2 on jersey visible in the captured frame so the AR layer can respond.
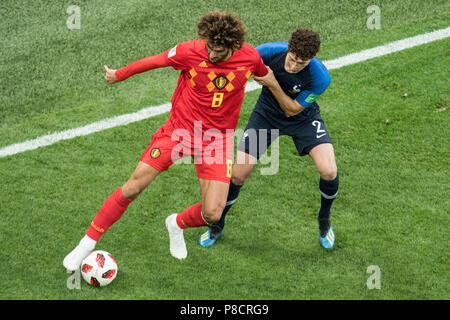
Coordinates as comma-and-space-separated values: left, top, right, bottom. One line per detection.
312, 120, 327, 139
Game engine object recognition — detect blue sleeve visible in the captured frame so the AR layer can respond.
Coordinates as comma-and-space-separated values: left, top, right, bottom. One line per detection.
296, 58, 331, 107
256, 42, 288, 64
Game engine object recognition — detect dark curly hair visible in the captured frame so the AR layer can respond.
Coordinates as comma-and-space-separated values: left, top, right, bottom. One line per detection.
197, 11, 247, 50
288, 28, 321, 60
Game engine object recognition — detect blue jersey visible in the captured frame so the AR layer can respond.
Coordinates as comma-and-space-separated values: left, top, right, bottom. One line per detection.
256, 41, 331, 120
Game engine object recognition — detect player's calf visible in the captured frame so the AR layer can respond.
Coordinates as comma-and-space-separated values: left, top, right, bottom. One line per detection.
198, 179, 228, 224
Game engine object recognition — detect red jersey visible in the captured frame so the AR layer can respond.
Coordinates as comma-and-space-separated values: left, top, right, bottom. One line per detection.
116, 40, 268, 139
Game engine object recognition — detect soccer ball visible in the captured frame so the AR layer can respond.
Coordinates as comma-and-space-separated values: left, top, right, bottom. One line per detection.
81, 250, 118, 287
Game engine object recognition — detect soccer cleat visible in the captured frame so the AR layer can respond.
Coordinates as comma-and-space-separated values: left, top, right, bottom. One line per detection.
198, 225, 223, 247
318, 218, 335, 250
165, 214, 187, 259
63, 235, 97, 271
63, 246, 91, 271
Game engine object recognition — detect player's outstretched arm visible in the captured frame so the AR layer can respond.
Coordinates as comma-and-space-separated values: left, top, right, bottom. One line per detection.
253, 66, 305, 117
107, 51, 172, 83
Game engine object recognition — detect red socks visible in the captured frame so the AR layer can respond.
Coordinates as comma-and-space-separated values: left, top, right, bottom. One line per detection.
86, 189, 205, 240
86, 188, 133, 241
176, 203, 206, 229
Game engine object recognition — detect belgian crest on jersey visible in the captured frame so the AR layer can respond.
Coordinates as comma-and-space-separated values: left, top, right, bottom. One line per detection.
150, 148, 161, 159
214, 75, 228, 90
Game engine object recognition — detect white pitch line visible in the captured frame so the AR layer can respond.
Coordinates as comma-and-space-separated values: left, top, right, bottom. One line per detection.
323, 26, 450, 70
1, 26, 449, 158
0, 103, 172, 158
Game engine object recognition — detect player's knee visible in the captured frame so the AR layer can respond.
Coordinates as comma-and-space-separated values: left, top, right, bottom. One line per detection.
122, 180, 145, 200
231, 169, 251, 186
231, 163, 255, 186
231, 175, 247, 186
202, 202, 226, 223
320, 166, 338, 181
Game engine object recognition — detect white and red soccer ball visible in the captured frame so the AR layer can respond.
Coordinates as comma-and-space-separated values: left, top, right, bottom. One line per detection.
81, 250, 118, 287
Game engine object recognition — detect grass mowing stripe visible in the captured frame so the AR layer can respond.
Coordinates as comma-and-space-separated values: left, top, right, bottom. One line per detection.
0, 26, 448, 159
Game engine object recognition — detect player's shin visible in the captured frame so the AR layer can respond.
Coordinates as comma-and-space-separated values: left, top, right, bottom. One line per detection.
86, 187, 133, 241
215, 180, 242, 230
64, 187, 134, 270
175, 202, 206, 229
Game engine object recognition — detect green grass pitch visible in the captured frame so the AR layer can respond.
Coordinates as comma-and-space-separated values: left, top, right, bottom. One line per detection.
0, 0, 449, 300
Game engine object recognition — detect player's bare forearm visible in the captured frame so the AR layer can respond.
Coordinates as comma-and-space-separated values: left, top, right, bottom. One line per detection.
254, 66, 305, 117
267, 84, 305, 117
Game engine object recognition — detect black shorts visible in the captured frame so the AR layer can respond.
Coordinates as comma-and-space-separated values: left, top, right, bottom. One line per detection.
237, 105, 333, 159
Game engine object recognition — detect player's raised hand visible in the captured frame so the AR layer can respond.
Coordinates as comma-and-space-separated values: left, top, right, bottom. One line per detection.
104, 65, 118, 84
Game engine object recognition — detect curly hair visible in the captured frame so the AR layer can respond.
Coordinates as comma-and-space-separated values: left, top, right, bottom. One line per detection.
288, 28, 321, 60
197, 11, 247, 51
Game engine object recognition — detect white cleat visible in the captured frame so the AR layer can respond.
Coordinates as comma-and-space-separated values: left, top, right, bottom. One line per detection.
165, 214, 187, 260
63, 235, 96, 271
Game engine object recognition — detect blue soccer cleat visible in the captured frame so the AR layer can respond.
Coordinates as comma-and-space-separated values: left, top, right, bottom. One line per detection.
318, 219, 335, 250
198, 226, 223, 247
